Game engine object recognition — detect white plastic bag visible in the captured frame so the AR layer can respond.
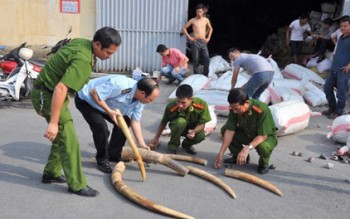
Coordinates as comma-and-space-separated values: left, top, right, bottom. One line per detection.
327, 115, 350, 143
168, 74, 210, 99
283, 63, 325, 85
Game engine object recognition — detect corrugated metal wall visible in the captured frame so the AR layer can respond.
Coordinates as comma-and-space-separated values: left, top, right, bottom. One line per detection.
342, 0, 350, 16
96, 0, 188, 73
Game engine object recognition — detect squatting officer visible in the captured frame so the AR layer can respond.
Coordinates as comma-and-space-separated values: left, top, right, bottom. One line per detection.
149, 84, 211, 155
214, 88, 277, 174
31, 27, 121, 197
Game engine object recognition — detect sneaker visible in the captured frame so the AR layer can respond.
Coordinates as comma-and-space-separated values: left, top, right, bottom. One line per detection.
327, 113, 340, 120
322, 108, 334, 116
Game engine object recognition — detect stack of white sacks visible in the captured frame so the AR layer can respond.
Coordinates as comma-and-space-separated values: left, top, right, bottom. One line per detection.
168, 55, 328, 136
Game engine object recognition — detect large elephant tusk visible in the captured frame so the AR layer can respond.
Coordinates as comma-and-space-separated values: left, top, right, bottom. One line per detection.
166, 154, 208, 166
224, 169, 283, 197
115, 109, 146, 181
186, 166, 236, 199
122, 148, 189, 176
112, 162, 195, 219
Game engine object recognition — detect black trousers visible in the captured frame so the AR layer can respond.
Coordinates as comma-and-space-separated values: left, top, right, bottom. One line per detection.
74, 96, 130, 163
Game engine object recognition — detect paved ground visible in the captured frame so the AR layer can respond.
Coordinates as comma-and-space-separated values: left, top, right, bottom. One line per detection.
1, 75, 350, 219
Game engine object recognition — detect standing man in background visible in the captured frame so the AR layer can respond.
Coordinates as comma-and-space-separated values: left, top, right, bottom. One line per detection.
286, 14, 311, 64
182, 3, 213, 76
31, 27, 121, 197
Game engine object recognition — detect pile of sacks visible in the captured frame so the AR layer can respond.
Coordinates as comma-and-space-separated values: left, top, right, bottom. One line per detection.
168, 55, 326, 136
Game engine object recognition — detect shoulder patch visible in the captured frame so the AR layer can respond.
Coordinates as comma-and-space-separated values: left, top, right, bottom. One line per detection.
193, 103, 205, 110
252, 105, 263, 114
121, 88, 132, 95
169, 105, 179, 112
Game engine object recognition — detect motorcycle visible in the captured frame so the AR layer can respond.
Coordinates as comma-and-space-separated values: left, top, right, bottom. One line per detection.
0, 46, 40, 101
0, 26, 72, 80
0, 27, 72, 101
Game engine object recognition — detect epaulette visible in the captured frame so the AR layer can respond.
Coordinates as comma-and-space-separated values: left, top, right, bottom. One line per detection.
252, 105, 263, 114
121, 88, 132, 95
193, 102, 205, 110
169, 105, 179, 112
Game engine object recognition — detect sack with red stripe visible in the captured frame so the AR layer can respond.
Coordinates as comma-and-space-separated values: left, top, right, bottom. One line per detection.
326, 115, 350, 144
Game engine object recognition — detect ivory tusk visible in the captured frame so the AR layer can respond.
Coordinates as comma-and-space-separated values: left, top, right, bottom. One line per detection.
224, 169, 283, 196
186, 166, 236, 199
111, 162, 195, 219
166, 154, 208, 166
122, 148, 189, 176
115, 109, 146, 181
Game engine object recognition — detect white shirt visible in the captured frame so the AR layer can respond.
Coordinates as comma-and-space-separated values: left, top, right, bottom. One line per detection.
289, 19, 311, 41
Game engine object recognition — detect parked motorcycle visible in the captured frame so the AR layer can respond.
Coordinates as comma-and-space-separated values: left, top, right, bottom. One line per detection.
0, 27, 72, 101
0, 46, 39, 101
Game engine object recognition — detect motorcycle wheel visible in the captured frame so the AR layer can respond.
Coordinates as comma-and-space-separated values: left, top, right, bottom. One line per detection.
20, 77, 33, 99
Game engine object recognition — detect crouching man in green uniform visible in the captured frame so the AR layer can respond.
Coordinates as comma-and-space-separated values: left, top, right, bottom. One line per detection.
214, 88, 277, 174
31, 27, 121, 197
149, 84, 211, 155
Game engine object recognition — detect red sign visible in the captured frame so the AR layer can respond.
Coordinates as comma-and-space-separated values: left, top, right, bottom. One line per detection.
60, 0, 80, 14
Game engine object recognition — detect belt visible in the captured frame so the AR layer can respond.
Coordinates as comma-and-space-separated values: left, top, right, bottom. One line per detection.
33, 83, 53, 93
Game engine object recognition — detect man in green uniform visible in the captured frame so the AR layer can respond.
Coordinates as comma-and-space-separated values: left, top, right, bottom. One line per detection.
31, 27, 121, 197
149, 84, 211, 155
214, 88, 277, 174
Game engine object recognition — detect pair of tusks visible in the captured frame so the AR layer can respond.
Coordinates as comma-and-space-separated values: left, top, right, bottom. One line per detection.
112, 161, 195, 219
224, 169, 284, 196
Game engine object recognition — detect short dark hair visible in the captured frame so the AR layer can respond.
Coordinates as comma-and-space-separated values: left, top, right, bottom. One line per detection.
93, 27, 122, 49
196, 3, 205, 10
340, 16, 350, 24
176, 84, 193, 99
156, 44, 168, 53
228, 88, 249, 105
323, 18, 333, 25
137, 78, 159, 97
300, 13, 310, 20
227, 47, 240, 59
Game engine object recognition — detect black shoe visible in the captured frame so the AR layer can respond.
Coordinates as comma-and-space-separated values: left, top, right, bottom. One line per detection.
166, 78, 176, 84
42, 174, 66, 184
166, 149, 177, 154
182, 146, 197, 155
68, 185, 99, 197
257, 165, 269, 174
223, 154, 250, 164
322, 108, 334, 116
327, 112, 340, 120
97, 161, 112, 173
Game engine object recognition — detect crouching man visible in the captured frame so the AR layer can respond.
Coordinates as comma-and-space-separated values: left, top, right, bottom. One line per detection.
149, 84, 211, 155
214, 88, 277, 174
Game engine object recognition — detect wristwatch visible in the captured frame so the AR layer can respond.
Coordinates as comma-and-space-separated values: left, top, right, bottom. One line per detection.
248, 144, 254, 150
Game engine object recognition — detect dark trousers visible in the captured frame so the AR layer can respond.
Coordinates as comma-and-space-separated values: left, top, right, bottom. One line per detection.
314, 38, 334, 56
74, 96, 130, 163
191, 39, 210, 76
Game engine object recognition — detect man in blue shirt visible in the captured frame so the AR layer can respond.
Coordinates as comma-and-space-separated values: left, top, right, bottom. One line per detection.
323, 16, 350, 119
75, 75, 160, 173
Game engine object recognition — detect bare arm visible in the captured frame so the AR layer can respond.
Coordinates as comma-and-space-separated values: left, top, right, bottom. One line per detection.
214, 129, 235, 169
149, 122, 167, 145
187, 123, 205, 139
205, 19, 213, 43
45, 82, 68, 141
131, 119, 150, 150
231, 68, 240, 89
182, 19, 195, 42
89, 88, 119, 123
237, 135, 268, 165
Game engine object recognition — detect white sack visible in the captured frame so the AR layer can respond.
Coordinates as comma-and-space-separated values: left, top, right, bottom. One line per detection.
194, 89, 230, 117
208, 55, 231, 79
168, 74, 210, 99
282, 63, 325, 85
327, 115, 350, 143
303, 81, 327, 107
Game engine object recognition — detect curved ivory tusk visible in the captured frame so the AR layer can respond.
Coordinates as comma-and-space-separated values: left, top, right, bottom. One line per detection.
186, 166, 236, 199
122, 148, 189, 176
115, 109, 146, 181
166, 154, 208, 166
224, 169, 283, 196
112, 162, 195, 219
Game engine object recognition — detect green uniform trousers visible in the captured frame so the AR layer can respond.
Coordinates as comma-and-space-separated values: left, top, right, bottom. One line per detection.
168, 117, 205, 150
31, 88, 87, 191
221, 125, 277, 167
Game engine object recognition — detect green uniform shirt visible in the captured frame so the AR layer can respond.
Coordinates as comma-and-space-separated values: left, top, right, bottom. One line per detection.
225, 99, 276, 140
161, 97, 211, 128
36, 38, 94, 95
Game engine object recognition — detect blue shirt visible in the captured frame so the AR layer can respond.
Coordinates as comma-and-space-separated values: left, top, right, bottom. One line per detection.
78, 75, 144, 121
331, 34, 350, 72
